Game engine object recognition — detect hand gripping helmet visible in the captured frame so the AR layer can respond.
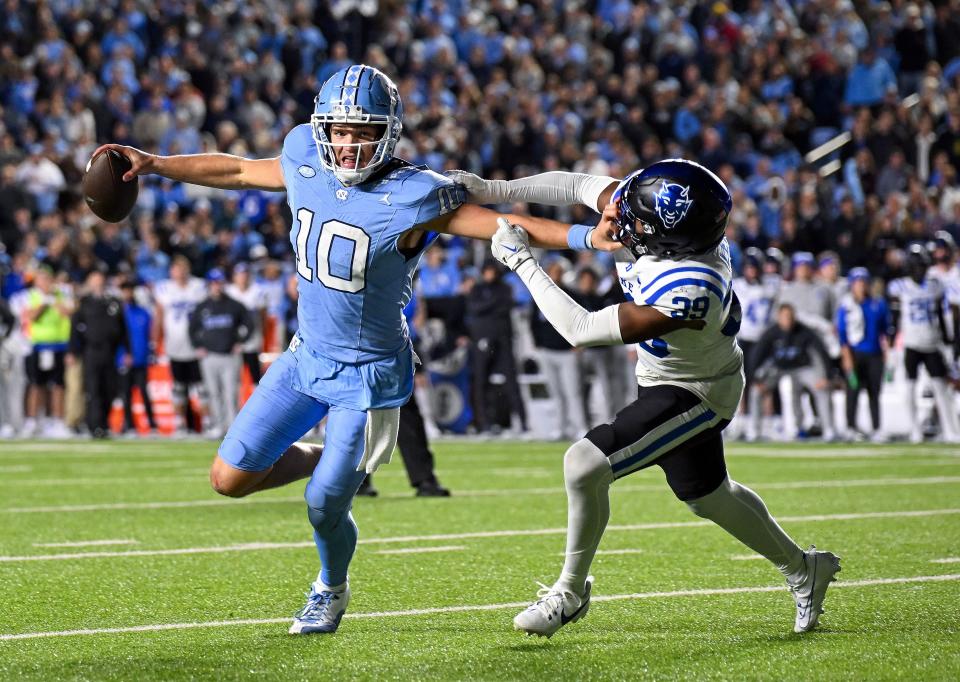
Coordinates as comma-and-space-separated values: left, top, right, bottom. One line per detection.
311, 64, 403, 186
611, 159, 732, 259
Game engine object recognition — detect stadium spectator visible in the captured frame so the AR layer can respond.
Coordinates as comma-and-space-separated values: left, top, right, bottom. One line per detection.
188, 269, 251, 439
748, 303, 837, 442
69, 270, 128, 439
575, 264, 629, 423
837, 268, 890, 442
226, 263, 267, 384
529, 258, 586, 441
24, 267, 72, 438
154, 256, 206, 435
0, 294, 26, 437
888, 245, 960, 443
466, 259, 526, 435
118, 279, 157, 435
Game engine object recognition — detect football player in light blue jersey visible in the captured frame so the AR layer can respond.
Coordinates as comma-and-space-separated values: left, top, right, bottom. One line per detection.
94, 64, 620, 634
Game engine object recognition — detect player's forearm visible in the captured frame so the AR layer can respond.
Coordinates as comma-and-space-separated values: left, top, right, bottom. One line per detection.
513, 258, 622, 347
502, 213, 583, 249
153, 154, 251, 190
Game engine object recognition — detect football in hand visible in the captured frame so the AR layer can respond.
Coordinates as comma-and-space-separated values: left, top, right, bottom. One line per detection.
82, 149, 139, 223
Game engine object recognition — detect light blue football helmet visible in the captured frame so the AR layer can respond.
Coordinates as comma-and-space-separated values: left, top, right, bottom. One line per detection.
311, 64, 403, 186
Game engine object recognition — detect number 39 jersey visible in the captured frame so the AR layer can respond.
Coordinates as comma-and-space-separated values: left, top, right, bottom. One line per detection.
887, 276, 945, 352
616, 240, 744, 419
281, 124, 464, 365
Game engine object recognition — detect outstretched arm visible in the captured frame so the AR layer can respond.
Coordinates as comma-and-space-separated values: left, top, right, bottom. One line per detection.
451, 170, 620, 213
90, 144, 286, 191
424, 202, 622, 251
489, 219, 702, 346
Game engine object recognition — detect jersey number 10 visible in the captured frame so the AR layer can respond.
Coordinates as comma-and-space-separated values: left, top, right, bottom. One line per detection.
294, 208, 370, 293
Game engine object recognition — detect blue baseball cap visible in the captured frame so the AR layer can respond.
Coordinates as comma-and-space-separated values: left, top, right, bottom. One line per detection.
792, 252, 815, 267
848, 267, 870, 283
206, 268, 226, 282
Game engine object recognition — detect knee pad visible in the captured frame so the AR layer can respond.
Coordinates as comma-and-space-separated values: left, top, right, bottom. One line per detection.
306, 504, 349, 535
563, 438, 613, 490
685, 477, 734, 519
304, 479, 354, 533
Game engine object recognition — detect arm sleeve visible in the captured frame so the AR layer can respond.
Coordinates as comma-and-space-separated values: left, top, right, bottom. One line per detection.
513, 258, 622, 347
487, 172, 618, 212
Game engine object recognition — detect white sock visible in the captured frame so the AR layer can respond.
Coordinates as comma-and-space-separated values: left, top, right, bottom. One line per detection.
314, 575, 347, 593
554, 439, 613, 596
687, 477, 805, 581
931, 379, 959, 439
906, 380, 920, 437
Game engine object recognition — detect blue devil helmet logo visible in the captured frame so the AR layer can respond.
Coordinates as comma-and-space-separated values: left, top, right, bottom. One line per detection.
654, 181, 693, 230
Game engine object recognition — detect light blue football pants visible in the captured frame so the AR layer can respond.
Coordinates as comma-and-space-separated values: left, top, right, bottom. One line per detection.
219, 349, 369, 586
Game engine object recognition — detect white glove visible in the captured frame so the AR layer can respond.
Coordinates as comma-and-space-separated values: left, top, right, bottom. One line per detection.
491, 217, 534, 271
446, 170, 508, 204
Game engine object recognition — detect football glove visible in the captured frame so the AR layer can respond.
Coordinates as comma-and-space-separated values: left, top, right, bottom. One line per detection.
491, 218, 534, 271
445, 170, 507, 204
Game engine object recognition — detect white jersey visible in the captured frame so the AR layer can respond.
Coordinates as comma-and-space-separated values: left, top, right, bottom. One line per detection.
734, 276, 779, 343
888, 276, 945, 352
154, 277, 207, 361
226, 283, 267, 353
616, 240, 744, 419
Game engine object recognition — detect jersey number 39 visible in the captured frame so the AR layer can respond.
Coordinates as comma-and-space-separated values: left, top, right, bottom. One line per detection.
294, 208, 369, 293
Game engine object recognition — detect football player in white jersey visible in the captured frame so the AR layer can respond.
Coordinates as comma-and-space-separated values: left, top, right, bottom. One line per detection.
734, 248, 779, 438
472, 160, 840, 637
225, 263, 268, 383
888, 245, 960, 442
926, 231, 960, 363
153, 255, 207, 435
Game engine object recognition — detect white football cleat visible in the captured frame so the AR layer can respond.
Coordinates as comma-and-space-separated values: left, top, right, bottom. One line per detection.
513, 578, 592, 638
789, 546, 841, 633
289, 582, 350, 635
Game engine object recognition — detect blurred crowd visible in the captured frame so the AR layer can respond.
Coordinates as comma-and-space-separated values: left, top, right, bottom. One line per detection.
2, 0, 960, 440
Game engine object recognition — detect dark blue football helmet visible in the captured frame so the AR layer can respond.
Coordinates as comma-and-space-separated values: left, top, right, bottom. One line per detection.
906, 243, 930, 283
612, 159, 732, 259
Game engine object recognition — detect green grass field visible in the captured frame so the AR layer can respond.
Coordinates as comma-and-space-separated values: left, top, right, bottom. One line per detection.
1, 439, 959, 681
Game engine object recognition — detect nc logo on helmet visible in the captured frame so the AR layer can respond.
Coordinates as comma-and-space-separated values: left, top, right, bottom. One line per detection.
654, 181, 693, 230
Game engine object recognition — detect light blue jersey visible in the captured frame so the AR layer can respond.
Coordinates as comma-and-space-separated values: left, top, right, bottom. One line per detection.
279, 123, 464, 408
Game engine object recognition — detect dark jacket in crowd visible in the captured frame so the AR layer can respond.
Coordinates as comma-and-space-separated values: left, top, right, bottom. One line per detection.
530, 286, 580, 351
465, 277, 514, 339
188, 294, 251, 354
750, 321, 832, 373
69, 294, 129, 357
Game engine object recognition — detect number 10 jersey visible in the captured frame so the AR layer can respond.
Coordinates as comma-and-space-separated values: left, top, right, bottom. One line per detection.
281, 123, 463, 366
615, 239, 744, 419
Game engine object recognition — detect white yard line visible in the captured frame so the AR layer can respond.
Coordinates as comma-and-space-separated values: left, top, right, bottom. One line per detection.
33, 540, 138, 548
375, 545, 466, 555
727, 447, 960, 459
1, 573, 956, 642
930, 557, 960, 564
5, 475, 960, 508
730, 554, 765, 561
3, 476, 201, 487
1, 508, 957, 563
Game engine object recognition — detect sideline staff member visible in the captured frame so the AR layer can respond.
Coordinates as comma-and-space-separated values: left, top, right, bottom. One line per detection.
70, 270, 129, 438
